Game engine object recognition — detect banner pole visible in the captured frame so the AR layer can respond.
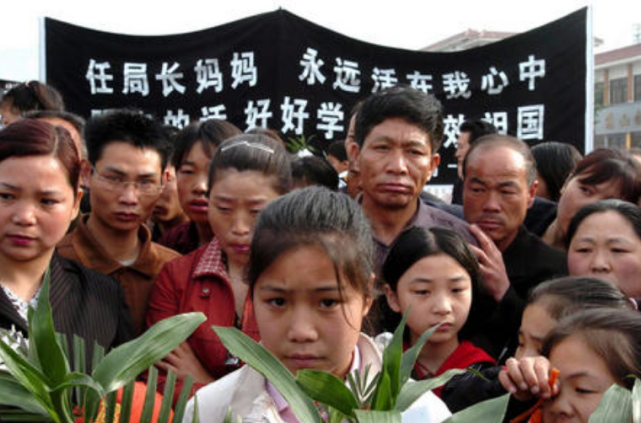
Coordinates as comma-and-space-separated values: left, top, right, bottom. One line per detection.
39, 17, 47, 82
585, 6, 595, 153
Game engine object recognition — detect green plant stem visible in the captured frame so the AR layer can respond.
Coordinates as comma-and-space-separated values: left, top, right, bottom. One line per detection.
51, 391, 75, 423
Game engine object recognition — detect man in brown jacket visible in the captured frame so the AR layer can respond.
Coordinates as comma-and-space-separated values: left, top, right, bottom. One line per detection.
58, 110, 180, 334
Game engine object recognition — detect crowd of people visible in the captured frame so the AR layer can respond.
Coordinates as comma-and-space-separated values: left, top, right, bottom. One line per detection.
1, 80, 641, 423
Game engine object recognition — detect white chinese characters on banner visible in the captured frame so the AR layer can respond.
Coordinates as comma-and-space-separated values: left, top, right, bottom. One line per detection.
442, 71, 472, 100
281, 97, 310, 135
407, 71, 433, 94
317, 102, 344, 139
164, 109, 190, 128
156, 62, 186, 97
333, 58, 361, 93
123, 63, 149, 96
519, 55, 546, 91
443, 114, 465, 149
245, 99, 273, 129
86, 59, 114, 94
84, 52, 549, 112
200, 105, 227, 121
299, 48, 326, 85
231, 52, 258, 89
518, 105, 545, 140
481, 67, 509, 95
371, 68, 398, 93
195, 59, 224, 94
82, 47, 551, 154
483, 112, 509, 134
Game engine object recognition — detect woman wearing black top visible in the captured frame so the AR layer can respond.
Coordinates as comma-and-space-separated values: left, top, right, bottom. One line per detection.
0, 119, 133, 359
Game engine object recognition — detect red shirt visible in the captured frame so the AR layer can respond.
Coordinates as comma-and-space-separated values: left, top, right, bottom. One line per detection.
146, 237, 259, 402
410, 340, 495, 397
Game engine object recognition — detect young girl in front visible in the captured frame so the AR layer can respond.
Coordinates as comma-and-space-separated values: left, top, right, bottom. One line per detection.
184, 187, 451, 423
381, 227, 495, 397
147, 134, 292, 402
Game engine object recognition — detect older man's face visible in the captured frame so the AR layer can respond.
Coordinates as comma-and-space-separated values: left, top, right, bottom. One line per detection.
463, 145, 536, 251
354, 117, 439, 211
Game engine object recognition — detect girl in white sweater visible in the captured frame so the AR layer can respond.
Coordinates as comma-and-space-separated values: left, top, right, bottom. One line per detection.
184, 187, 450, 423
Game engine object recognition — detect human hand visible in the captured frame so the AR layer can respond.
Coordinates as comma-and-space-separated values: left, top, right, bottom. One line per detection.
156, 342, 215, 385
499, 356, 558, 402
469, 224, 511, 302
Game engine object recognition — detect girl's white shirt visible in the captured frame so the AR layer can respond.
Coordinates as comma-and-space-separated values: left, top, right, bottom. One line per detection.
182, 333, 451, 423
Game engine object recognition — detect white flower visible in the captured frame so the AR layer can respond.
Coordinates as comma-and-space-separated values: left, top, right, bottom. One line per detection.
0, 325, 29, 371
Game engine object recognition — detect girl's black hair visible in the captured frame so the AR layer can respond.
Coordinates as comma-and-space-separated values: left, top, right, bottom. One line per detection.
1, 81, 65, 116
528, 276, 633, 321
542, 308, 641, 389
531, 141, 582, 202
567, 148, 641, 205
171, 119, 241, 169
208, 134, 292, 195
248, 187, 374, 303
291, 155, 339, 191
382, 226, 483, 339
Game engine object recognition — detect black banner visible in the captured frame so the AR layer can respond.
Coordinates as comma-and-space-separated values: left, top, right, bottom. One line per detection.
45, 8, 589, 184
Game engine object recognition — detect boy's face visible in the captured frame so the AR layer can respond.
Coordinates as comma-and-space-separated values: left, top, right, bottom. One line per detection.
89, 141, 163, 233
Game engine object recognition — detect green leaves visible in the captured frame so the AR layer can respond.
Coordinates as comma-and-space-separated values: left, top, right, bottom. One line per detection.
0, 373, 46, 414
443, 394, 510, 423
296, 370, 359, 418
27, 268, 69, 386
212, 312, 500, 423
171, 377, 194, 423
286, 134, 316, 154
396, 369, 465, 412
92, 312, 205, 393
400, 324, 440, 387
83, 311, 204, 421
370, 371, 393, 411
354, 410, 402, 423
633, 378, 641, 423
589, 384, 633, 423
0, 264, 206, 423
0, 338, 52, 407
369, 310, 444, 412
213, 326, 323, 423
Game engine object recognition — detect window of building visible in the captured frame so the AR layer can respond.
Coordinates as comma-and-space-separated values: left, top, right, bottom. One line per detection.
632, 132, 641, 149
595, 82, 604, 106
602, 133, 627, 149
610, 78, 628, 104
635, 75, 641, 102
594, 134, 606, 149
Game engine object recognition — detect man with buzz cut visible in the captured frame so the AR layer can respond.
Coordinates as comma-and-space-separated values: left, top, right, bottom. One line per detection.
348, 85, 476, 272
58, 109, 180, 334
462, 134, 567, 357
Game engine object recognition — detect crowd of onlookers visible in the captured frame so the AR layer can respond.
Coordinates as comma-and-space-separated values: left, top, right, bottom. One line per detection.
1, 80, 641, 423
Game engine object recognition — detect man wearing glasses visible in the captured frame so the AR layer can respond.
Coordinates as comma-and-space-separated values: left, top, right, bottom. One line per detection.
58, 109, 180, 334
